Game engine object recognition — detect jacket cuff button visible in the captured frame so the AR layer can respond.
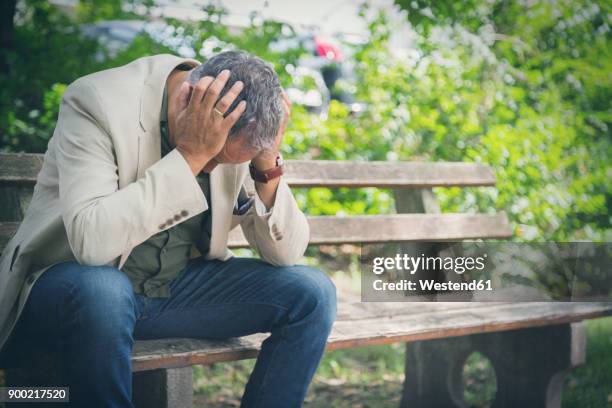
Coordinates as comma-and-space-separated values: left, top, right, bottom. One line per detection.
180, 210, 189, 217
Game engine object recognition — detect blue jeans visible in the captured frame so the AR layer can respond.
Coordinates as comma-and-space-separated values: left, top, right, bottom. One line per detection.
8, 257, 337, 407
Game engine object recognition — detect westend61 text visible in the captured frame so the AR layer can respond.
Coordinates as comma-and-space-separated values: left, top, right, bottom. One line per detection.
373, 279, 493, 292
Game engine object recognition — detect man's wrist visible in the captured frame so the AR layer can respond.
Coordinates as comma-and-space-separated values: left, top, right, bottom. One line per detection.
176, 147, 212, 176
252, 151, 279, 171
254, 175, 280, 210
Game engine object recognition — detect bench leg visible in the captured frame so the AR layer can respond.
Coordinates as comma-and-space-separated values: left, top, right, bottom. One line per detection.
400, 322, 586, 408
132, 367, 193, 408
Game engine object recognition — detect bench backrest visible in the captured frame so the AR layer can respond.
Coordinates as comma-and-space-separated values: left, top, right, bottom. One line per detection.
0, 153, 512, 253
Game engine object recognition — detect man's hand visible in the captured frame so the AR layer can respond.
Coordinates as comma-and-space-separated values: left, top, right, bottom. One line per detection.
172, 69, 246, 175
251, 91, 291, 209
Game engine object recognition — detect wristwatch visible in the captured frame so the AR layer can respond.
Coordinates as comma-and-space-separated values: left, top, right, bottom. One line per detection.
249, 154, 284, 183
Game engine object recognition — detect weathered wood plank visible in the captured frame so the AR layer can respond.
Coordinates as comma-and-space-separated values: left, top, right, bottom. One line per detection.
227, 213, 512, 247
129, 302, 507, 370
130, 301, 612, 371
0, 222, 18, 252
0, 153, 44, 185
0, 213, 512, 253
284, 160, 497, 187
0, 154, 496, 187
326, 302, 609, 348
0, 186, 33, 222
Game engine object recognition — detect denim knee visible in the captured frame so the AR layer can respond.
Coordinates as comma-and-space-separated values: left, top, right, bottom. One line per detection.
62, 264, 137, 334
284, 265, 337, 330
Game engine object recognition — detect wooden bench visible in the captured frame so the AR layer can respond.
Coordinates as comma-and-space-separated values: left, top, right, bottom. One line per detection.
1, 153, 611, 408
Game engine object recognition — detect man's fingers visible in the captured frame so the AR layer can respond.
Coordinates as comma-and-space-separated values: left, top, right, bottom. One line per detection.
202, 69, 231, 115
189, 76, 214, 110
176, 82, 191, 112
214, 81, 244, 117
222, 100, 247, 130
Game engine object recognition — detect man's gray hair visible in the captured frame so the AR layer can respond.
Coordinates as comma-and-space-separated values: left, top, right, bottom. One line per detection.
188, 50, 283, 152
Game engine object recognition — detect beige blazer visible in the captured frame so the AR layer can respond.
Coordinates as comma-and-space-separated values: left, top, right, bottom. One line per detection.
0, 54, 310, 352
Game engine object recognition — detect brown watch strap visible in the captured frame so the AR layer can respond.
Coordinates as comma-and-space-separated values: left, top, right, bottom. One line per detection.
249, 155, 284, 183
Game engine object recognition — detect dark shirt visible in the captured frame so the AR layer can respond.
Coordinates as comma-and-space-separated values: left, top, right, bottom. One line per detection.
122, 84, 212, 298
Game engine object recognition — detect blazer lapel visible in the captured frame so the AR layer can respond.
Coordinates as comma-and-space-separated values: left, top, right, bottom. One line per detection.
136, 56, 199, 180
119, 55, 199, 269
207, 164, 237, 259
136, 81, 162, 180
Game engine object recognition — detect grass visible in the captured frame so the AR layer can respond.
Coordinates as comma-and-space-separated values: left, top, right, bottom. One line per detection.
563, 316, 612, 408
193, 344, 406, 408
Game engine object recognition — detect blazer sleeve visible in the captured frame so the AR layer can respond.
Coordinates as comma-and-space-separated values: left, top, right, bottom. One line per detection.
55, 79, 208, 266
237, 178, 310, 266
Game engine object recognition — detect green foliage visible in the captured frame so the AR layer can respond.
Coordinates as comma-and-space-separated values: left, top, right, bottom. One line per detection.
392, 0, 611, 241
0, 0, 609, 242
462, 351, 497, 407
0, 0, 101, 151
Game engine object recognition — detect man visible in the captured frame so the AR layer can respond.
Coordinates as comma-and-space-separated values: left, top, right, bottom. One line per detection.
0, 51, 337, 407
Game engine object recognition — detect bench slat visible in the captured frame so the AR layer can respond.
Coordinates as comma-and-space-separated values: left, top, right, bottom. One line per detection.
130, 299, 612, 371
228, 213, 512, 247
0, 213, 511, 253
0, 154, 496, 187
284, 160, 496, 187
0, 154, 44, 185
0, 222, 18, 252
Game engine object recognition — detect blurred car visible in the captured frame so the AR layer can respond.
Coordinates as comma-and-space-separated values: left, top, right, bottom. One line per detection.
272, 32, 367, 116
80, 20, 197, 61
80, 21, 365, 118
